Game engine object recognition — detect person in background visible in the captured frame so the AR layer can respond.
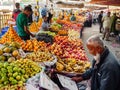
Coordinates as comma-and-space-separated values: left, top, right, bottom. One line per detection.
98, 11, 104, 33
47, 9, 53, 24
88, 12, 92, 27
16, 6, 35, 41
40, 16, 50, 31
41, 5, 48, 18
102, 12, 111, 41
110, 13, 120, 35
92, 12, 97, 25
27, 5, 33, 24
72, 35, 120, 90
70, 14, 76, 21
12, 3, 21, 21
33, 6, 39, 22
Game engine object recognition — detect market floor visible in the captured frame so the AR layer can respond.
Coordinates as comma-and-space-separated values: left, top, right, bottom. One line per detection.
81, 24, 120, 62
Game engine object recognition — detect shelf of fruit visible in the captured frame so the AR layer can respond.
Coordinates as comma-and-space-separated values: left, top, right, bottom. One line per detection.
49, 35, 88, 61
56, 58, 90, 73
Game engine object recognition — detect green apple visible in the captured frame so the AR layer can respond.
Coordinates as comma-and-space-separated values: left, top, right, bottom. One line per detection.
3, 81, 9, 85
11, 79, 17, 85
16, 76, 21, 81
21, 69, 25, 74
18, 81, 24, 86
13, 67, 19, 72
13, 72, 18, 78
9, 77, 14, 81
8, 73, 13, 77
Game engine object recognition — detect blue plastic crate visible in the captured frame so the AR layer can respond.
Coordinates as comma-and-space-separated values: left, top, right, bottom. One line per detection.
1, 26, 18, 36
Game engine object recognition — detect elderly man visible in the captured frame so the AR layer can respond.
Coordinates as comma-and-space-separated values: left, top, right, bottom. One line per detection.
72, 35, 120, 90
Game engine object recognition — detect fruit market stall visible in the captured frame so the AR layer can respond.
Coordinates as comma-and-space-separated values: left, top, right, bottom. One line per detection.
0, 13, 90, 89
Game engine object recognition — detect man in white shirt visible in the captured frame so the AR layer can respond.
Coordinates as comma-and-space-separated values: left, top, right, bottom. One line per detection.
102, 12, 111, 41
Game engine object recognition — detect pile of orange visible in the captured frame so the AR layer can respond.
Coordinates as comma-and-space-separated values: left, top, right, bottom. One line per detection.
0, 26, 23, 44
21, 39, 47, 52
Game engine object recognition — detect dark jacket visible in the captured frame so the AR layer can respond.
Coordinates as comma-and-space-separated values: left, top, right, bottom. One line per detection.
98, 14, 103, 23
82, 47, 120, 90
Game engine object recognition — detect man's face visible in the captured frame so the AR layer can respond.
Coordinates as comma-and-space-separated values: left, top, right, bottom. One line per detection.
43, 17, 47, 22
26, 11, 32, 17
107, 12, 111, 17
87, 44, 97, 56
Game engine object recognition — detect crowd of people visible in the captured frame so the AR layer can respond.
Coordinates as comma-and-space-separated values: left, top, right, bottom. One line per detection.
84, 11, 120, 41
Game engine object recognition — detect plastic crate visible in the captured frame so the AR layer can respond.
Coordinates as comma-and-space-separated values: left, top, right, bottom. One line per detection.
1, 26, 18, 36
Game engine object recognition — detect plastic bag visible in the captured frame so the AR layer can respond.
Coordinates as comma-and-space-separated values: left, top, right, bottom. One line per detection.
57, 74, 78, 90
39, 71, 60, 90
41, 55, 57, 67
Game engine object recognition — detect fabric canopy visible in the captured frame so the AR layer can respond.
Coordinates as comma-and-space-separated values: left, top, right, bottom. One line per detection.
90, 0, 120, 6
56, 1, 84, 8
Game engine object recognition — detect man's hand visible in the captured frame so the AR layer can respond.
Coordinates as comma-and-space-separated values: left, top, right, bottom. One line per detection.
71, 77, 83, 83
31, 34, 35, 37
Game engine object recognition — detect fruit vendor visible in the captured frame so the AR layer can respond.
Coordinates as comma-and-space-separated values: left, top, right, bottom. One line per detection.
40, 16, 50, 31
70, 14, 76, 21
71, 35, 120, 90
16, 6, 35, 40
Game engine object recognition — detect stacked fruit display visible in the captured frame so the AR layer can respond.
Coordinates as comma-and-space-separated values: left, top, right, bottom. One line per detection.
50, 23, 62, 32
29, 21, 39, 33
58, 30, 68, 36
21, 39, 47, 52
26, 51, 54, 62
56, 19, 82, 32
68, 29, 80, 39
56, 58, 90, 73
49, 35, 88, 61
76, 16, 86, 23
0, 42, 21, 62
13, 59, 42, 78
0, 26, 23, 44
0, 59, 41, 89
0, 62, 26, 87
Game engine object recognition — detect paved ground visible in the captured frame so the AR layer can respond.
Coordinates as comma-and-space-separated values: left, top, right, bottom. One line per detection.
81, 24, 120, 62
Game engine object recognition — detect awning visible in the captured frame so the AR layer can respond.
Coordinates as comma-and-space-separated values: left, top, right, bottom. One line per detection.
56, 1, 84, 8
90, 0, 120, 6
